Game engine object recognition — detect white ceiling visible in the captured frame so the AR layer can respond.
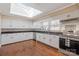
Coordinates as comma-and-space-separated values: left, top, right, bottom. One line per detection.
23, 3, 72, 12
0, 3, 74, 21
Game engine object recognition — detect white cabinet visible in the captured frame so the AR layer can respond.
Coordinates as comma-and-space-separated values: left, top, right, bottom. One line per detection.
42, 34, 49, 45
49, 35, 59, 48
1, 34, 15, 45
36, 33, 49, 45
1, 32, 33, 45
36, 33, 59, 49
2, 32, 59, 49
36, 33, 44, 42
24, 32, 33, 39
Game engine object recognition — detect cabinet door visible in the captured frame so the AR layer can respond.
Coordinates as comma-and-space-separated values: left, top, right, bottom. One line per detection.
42, 34, 49, 45
49, 35, 59, 48
2, 34, 8, 45
16, 32, 33, 40
36, 33, 50, 45
2, 34, 15, 45
36, 33, 59, 48
36, 33, 43, 42
23, 32, 33, 39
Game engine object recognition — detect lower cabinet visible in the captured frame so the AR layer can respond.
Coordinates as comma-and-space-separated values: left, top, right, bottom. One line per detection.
1, 32, 59, 49
49, 35, 59, 48
1, 32, 33, 45
36, 33, 49, 44
36, 33, 59, 49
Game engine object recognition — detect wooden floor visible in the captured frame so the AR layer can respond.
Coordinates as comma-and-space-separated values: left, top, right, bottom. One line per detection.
0, 40, 64, 56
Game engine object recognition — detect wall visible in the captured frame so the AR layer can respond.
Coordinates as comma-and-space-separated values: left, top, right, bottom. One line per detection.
0, 14, 1, 47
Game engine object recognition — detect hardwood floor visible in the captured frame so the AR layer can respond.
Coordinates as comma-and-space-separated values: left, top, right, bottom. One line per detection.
0, 40, 64, 56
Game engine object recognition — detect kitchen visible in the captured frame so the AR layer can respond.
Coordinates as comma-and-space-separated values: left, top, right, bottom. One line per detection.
0, 3, 79, 56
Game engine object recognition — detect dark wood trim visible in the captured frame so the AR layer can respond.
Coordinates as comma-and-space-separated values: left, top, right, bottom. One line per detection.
1, 31, 62, 36
1, 31, 34, 34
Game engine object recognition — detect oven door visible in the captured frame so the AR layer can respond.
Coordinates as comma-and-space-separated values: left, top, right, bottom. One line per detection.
59, 37, 66, 49
70, 40, 79, 55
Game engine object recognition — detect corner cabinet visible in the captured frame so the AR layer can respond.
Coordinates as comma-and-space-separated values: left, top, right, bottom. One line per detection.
36, 33, 59, 49
36, 33, 50, 45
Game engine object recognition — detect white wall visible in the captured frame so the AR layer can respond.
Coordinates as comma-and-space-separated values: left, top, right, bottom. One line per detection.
0, 14, 1, 47
2, 15, 33, 28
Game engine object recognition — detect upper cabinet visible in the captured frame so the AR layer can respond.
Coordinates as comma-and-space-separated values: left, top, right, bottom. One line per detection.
1, 16, 33, 28
50, 20, 61, 31
33, 19, 61, 31
33, 8, 79, 32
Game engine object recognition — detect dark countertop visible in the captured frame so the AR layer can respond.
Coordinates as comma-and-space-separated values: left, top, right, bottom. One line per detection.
1, 28, 62, 35
1, 28, 79, 39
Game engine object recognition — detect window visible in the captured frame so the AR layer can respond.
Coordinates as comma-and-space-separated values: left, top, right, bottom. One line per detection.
42, 21, 49, 30
10, 3, 42, 17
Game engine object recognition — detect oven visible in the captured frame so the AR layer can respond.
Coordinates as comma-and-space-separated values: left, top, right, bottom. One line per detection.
59, 36, 79, 55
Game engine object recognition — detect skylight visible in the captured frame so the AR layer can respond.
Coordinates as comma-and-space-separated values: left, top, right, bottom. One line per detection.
10, 3, 42, 17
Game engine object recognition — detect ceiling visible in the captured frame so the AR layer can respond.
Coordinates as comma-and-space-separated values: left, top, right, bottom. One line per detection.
0, 3, 74, 21
23, 3, 72, 12
23, 3, 73, 20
